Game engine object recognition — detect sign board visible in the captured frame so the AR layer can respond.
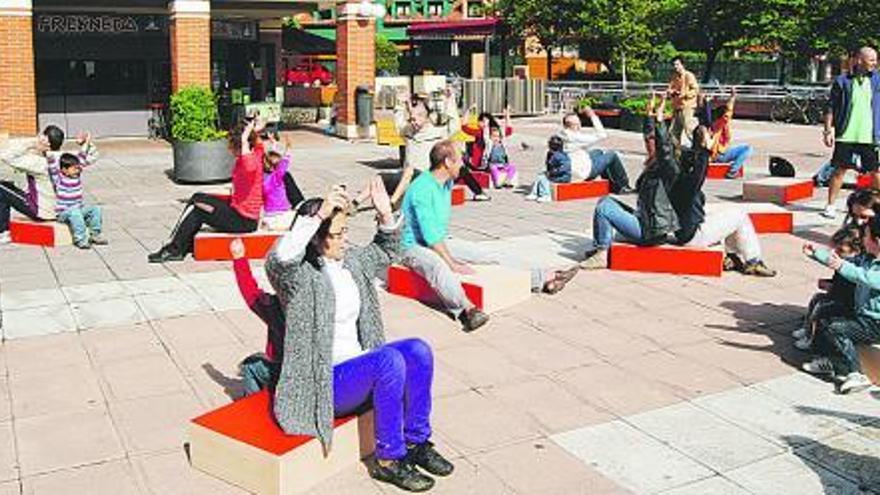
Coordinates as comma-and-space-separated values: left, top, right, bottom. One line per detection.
212, 20, 259, 41
35, 14, 168, 36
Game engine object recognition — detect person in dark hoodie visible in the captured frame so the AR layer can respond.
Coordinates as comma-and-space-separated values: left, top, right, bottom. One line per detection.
671, 123, 776, 277
580, 92, 680, 269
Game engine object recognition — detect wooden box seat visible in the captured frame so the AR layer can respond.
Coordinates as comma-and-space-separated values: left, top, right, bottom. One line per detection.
189, 390, 374, 495
706, 162, 743, 179
742, 177, 814, 205
9, 218, 73, 247
551, 180, 610, 202
193, 231, 281, 261
387, 263, 531, 313
608, 244, 723, 277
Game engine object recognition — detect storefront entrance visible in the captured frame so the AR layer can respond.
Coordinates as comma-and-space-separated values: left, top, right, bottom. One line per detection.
34, 12, 170, 137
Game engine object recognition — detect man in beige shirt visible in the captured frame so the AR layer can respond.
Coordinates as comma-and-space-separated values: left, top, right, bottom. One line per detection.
667, 56, 700, 148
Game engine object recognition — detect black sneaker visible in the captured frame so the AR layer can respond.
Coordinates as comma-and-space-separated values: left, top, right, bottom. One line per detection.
742, 260, 777, 278
723, 253, 743, 272
147, 245, 185, 263
368, 458, 435, 492
406, 441, 454, 477
458, 308, 489, 333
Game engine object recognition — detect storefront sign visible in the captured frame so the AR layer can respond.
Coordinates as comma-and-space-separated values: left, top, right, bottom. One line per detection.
35, 14, 168, 36
212, 20, 258, 41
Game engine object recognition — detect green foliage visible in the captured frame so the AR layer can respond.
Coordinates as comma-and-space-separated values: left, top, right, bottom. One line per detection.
170, 87, 226, 142
375, 34, 400, 74
576, 96, 601, 108
619, 96, 670, 116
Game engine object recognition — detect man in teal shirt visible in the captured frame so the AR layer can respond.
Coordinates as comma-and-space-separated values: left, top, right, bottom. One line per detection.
822, 46, 880, 219
400, 140, 489, 332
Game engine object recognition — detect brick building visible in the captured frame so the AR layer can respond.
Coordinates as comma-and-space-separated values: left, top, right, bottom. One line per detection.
0, 0, 376, 138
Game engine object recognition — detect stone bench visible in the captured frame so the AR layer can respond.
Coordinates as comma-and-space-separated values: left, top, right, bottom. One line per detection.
387, 263, 531, 313
9, 218, 73, 247
456, 170, 491, 189
551, 180, 610, 202
742, 177, 814, 205
706, 162, 742, 179
193, 231, 281, 261
609, 244, 723, 277
189, 390, 374, 495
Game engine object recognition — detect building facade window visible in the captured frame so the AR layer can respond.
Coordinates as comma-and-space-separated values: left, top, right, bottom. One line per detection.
395, 2, 411, 17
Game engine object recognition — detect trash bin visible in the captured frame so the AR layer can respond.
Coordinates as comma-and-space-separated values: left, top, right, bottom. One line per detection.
355, 85, 374, 128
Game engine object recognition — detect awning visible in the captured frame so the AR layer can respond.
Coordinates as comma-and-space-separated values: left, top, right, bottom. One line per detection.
405, 17, 499, 40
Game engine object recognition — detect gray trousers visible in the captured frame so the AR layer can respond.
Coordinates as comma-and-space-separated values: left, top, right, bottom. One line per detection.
401, 243, 546, 317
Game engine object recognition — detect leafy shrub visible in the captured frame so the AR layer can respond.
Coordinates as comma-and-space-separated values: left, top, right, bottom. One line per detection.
170, 87, 227, 142
376, 34, 400, 75
619, 96, 669, 116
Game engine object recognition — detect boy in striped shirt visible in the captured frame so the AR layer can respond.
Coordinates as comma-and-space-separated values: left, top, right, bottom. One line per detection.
55, 153, 107, 248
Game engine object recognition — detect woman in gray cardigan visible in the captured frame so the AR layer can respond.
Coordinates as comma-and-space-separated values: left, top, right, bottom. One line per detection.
265, 178, 453, 492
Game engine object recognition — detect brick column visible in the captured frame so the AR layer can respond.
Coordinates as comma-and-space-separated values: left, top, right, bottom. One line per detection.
335, 3, 376, 139
169, 0, 211, 92
0, 0, 36, 136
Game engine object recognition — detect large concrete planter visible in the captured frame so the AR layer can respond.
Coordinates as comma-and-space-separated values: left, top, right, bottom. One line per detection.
172, 140, 234, 184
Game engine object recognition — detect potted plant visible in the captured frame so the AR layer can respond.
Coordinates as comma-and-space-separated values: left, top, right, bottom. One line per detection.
618, 96, 670, 133
170, 86, 232, 184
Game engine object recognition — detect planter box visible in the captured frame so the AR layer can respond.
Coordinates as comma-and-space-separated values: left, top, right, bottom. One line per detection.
281, 107, 319, 126
285, 86, 338, 107
173, 140, 234, 184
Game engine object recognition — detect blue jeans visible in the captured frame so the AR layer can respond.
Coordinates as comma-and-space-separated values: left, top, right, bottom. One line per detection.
58, 205, 102, 245
333, 338, 433, 460
593, 197, 642, 249
588, 150, 630, 192
528, 174, 552, 199
716, 144, 753, 177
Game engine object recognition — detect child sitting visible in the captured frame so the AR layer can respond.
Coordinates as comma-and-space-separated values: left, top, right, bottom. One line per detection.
526, 135, 571, 203
803, 215, 880, 394
230, 238, 285, 395
794, 225, 861, 351
484, 125, 518, 189
55, 153, 106, 249
260, 142, 304, 231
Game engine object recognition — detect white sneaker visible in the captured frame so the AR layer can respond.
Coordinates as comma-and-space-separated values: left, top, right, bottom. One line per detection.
525, 194, 538, 201
536, 196, 552, 203
0, 231, 10, 244
820, 205, 837, 219
802, 357, 834, 376
794, 337, 812, 351
792, 327, 808, 339
839, 372, 872, 394
579, 249, 608, 270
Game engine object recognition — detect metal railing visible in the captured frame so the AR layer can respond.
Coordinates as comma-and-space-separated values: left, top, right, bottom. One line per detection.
545, 81, 829, 115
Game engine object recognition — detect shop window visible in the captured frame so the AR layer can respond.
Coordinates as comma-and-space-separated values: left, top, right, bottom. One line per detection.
395, 2, 411, 17
37, 59, 148, 97
427, 2, 443, 16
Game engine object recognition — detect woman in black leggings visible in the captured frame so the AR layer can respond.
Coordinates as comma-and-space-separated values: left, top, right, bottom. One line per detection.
148, 118, 264, 263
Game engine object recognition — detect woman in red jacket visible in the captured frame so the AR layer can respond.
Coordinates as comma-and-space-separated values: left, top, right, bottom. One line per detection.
148, 118, 265, 263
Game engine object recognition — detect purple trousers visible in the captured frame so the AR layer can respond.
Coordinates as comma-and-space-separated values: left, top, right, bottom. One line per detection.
333, 338, 434, 460
489, 162, 517, 187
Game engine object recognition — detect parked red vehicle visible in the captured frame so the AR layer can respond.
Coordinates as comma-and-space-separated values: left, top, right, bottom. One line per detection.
285, 62, 333, 86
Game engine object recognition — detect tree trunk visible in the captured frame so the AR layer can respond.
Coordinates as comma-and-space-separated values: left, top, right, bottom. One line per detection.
702, 48, 719, 84
777, 54, 787, 86
546, 48, 553, 81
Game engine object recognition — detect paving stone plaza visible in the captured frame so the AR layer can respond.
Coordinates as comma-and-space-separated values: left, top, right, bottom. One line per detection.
1, 117, 878, 494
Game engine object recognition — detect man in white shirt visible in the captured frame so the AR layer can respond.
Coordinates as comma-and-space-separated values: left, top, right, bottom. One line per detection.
555, 107, 633, 194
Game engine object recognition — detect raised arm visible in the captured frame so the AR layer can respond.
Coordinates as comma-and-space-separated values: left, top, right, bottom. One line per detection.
76, 132, 99, 166
350, 177, 402, 276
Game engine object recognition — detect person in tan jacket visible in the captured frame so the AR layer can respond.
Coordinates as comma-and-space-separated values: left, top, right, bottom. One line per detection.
667, 56, 701, 148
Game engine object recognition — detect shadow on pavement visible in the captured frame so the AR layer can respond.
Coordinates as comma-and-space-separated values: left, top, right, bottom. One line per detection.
202, 363, 244, 400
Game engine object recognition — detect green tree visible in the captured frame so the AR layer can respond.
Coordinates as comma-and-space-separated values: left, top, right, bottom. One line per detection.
494, 0, 582, 80
375, 34, 400, 75
665, 0, 750, 82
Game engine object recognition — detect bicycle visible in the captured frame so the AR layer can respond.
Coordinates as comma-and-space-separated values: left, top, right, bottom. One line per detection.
770, 92, 826, 125
148, 102, 168, 140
